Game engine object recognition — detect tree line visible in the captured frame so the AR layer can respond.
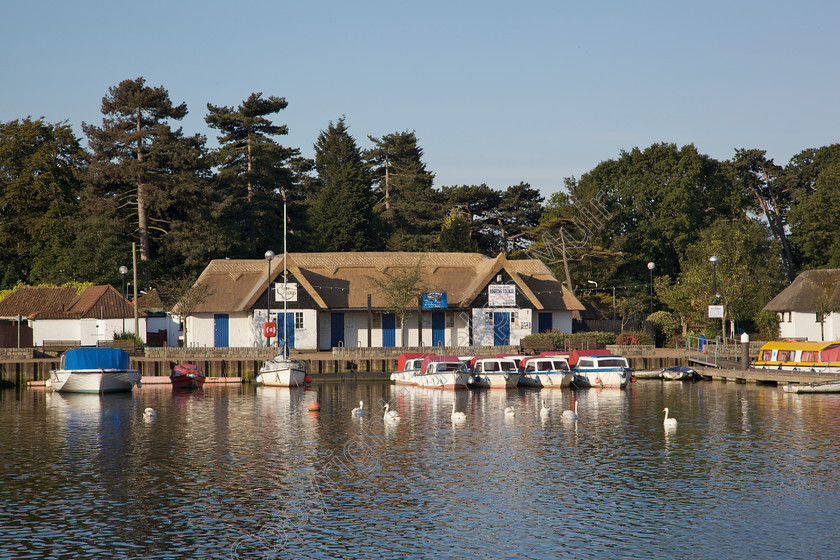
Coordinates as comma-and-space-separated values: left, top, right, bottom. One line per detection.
2, 77, 839, 335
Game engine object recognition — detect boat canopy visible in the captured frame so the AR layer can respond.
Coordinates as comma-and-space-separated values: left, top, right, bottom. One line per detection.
568, 349, 610, 367
62, 348, 130, 370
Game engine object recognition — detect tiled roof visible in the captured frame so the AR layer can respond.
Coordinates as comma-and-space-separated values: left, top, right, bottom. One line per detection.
0, 285, 143, 320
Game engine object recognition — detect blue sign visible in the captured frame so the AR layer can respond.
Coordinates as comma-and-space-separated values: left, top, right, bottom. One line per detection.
421, 292, 447, 309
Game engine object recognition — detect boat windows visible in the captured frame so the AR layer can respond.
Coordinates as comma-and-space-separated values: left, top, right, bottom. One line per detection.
537, 361, 552, 371
552, 360, 570, 371
500, 361, 517, 371
578, 358, 594, 368
598, 359, 628, 368
801, 351, 819, 362
760, 350, 773, 361
777, 350, 792, 362
484, 362, 500, 372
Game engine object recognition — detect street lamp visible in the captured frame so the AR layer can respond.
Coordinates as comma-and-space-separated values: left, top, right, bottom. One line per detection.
265, 250, 275, 347
119, 265, 128, 334
647, 262, 655, 315
709, 255, 719, 302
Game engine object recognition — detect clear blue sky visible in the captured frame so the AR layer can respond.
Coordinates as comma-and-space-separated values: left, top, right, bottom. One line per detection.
3, 1, 838, 198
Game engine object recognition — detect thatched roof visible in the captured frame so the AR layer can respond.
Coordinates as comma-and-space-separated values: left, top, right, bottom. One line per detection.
187, 252, 584, 313
0, 285, 142, 320
763, 269, 840, 313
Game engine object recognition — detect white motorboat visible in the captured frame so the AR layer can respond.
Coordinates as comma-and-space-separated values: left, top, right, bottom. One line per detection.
661, 366, 700, 381
470, 357, 520, 388
519, 356, 575, 387
413, 356, 471, 389
390, 352, 432, 385
48, 347, 141, 393
573, 354, 631, 388
256, 355, 306, 387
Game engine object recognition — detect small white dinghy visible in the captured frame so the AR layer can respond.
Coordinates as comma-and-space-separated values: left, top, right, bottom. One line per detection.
782, 380, 840, 393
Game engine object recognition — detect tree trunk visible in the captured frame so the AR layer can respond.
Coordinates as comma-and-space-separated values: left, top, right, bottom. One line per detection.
135, 108, 151, 284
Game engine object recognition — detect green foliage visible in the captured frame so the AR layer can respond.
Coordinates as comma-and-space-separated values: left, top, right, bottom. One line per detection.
311, 118, 382, 251
753, 309, 780, 340
369, 264, 425, 346
647, 310, 682, 347
438, 210, 479, 252
521, 330, 617, 348
113, 331, 145, 347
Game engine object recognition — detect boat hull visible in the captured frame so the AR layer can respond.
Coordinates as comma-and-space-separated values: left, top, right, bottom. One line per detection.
170, 364, 205, 389
574, 369, 630, 388
49, 369, 140, 393
413, 371, 470, 390
783, 381, 840, 393
470, 372, 520, 388
256, 358, 306, 387
520, 372, 574, 388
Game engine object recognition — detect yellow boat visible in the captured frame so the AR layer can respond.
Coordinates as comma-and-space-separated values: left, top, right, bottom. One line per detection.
751, 341, 840, 373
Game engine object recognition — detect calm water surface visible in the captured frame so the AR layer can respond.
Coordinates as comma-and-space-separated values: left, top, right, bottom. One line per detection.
2, 379, 840, 559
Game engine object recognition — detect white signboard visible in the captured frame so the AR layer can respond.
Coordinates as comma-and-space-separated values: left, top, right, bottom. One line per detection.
488, 284, 516, 307
708, 305, 724, 319
274, 282, 298, 302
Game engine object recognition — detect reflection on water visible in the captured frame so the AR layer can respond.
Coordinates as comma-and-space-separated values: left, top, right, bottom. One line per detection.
3, 381, 840, 559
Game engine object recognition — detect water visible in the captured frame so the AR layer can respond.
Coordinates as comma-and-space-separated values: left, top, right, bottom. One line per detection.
2, 380, 840, 559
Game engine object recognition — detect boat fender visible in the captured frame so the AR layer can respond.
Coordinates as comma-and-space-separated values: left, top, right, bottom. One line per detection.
504, 374, 509, 381
304, 374, 313, 383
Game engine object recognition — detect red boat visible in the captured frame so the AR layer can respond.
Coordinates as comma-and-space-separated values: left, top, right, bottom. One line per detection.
170, 363, 205, 389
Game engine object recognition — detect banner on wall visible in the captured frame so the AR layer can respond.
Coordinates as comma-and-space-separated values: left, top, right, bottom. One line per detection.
274, 282, 298, 302
488, 284, 516, 307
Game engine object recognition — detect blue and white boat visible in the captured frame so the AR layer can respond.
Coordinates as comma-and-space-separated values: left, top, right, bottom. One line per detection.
48, 348, 141, 393
519, 356, 576, 387
573, 354, 631, 388
470, 357, 520, 388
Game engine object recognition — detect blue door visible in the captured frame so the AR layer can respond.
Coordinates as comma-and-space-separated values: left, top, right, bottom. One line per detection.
382, 313, 396, 347
493, 312, 510, 346
538, 312, 553, 333
277, 313, 295, 349
331, 313, 345, 348
214, 314, 229, 347
432, 312, 445, 346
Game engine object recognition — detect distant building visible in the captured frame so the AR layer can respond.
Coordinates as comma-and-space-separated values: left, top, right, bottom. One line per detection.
0, 285, 145, 347
763, 269, 840, 341
180, 252, 584, 350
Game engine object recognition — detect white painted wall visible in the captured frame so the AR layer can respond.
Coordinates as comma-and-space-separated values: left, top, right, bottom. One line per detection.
32, 318, 147, 346
779, 311, 840, 342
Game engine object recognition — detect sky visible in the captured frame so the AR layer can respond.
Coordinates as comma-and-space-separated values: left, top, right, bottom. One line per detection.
2, 0, 839, 199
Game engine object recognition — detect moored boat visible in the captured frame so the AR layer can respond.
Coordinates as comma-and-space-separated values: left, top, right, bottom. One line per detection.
256, 355, 306, 387
751, 341, 840, 374
782, 380, 840, 393
413, 355, 471, 389
661, 366, 700, 381
470, 357, 520, 388
570, 350, 631, 388
48, 347, 141, 394
519, 355, 575, 387
170, 363, 206, 389
390, 352, 433, 385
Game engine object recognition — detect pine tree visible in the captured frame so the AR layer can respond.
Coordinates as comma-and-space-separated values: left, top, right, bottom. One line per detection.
311, 118, 381, 251
82, 78, 189, 282
206, 93, 304, 255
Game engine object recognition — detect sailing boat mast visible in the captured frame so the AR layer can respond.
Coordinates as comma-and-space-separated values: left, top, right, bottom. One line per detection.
282, 190, 288, 358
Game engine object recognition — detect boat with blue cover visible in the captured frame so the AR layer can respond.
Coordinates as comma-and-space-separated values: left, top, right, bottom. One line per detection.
48, 347, 141, 393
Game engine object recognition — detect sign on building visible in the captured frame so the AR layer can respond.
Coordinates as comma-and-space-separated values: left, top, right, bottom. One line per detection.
488, 284, 516, 307
275, 282, 298, 302
421, 292, 447, 309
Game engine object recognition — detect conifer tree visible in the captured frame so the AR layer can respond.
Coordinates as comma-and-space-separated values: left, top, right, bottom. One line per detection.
206, 93, 303, 255
312, 118, 381, 251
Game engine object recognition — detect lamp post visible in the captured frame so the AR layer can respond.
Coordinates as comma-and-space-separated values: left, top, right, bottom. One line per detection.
119, 265, 128, 334
265, 250, 275, 347
709, 255, 718, 302
647, 262, 655, 315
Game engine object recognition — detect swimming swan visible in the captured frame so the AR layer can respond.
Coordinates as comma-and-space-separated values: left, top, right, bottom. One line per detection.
451, 402, 467, 422
383, 403, 401, 423
540, 399, 551, 418
663, 407, 678, 428
143, 407, 157, 420
504, 405, 516, 416
561, 401, 578, 420
351, 401, 364, 417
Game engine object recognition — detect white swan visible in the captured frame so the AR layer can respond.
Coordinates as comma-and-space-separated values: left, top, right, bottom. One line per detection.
663, 407, 678, 428
383, 403, 401, 423
451, 402, 467, 422
504, 405, 516, 416
143, 407, 157, 420
351, 400, 364, 417
561, 401, 578, 420
540, 399, 551, 418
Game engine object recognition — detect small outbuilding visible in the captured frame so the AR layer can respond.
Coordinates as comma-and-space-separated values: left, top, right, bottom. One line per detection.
763, 269, 840, 341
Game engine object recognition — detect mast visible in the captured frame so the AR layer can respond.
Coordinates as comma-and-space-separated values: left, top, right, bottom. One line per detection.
283, 192, 288, 358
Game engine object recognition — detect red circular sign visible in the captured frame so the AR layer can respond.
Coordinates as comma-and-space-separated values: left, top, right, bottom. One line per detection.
263, 322, 277, 337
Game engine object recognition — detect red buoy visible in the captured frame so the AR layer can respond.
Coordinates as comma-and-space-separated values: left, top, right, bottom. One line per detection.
308, 402, 321, 412
304, 374, 313, 383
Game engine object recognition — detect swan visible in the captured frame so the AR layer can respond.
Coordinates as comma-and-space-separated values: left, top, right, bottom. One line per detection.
663, 407, 678, 428
351, 400, 364, 417
540, 399, 551, 418
143, 407, 157, 420
383, 403, 401, 423
451, 402, 467, 422
504, 405, 516, 416
561, 401, 578, 420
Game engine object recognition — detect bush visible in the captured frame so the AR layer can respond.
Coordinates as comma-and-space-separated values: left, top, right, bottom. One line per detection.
647, 311, 681, 347
114, 331, 145, 348
615, 331, 654, 346
521, 330, 616, 349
